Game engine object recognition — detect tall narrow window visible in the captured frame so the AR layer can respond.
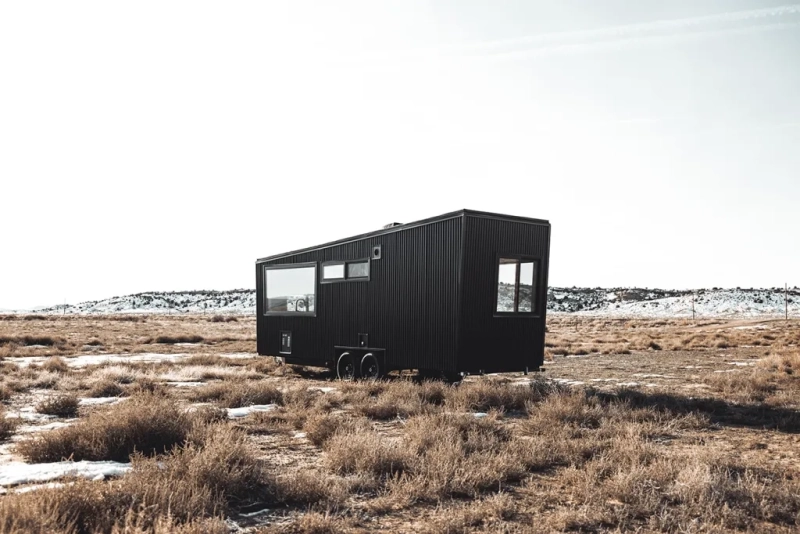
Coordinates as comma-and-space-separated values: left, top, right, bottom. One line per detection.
265, 264, 316, 315
496, 257, 537, 314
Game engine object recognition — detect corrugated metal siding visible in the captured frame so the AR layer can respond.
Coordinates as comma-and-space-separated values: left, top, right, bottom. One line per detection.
458, 215, 550, 372
257, 216, 463, 371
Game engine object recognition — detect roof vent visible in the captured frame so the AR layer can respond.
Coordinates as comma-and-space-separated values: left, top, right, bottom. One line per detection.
383, 222, 403, 229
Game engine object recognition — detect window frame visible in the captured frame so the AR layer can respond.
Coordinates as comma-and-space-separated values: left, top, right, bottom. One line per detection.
320, 258, 371, 284
493, 254, 540, 318
263, 262, 318, 317
321, 261, 346, 282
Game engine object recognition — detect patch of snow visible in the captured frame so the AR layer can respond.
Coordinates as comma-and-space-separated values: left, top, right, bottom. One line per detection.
5, 407, 56, 423
727, 361, 756, 366
240, 508, 273, 518
617, 382, 641, 387
473, 413, 488, 418
14, 481, 69, 493
227, 404, 278, 418
308, 386, 337, 393
0, 461, 130, 487
166, 381, 206, 388
293, 432, 307, 439
552, 378, 586, 386
15, 421, 73, 434
79, 397, 123, 406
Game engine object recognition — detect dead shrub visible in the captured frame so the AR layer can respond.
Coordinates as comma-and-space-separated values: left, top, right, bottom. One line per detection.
423, 492, 516, 534
325, 428, 413, 478
88, 379, 126, 398
125, 377, 168, 396
759, 350, 800, 376
0, 425, 265, 534
42, 356, 69, 373
190, 381, 283, 408
0, 335, 61, 347
303, 413, 371, 447
351, 380, 430, 420
36, 394, 79, 417
447, 378, 561, 412
0, 407, 19, 441
272, 470, 351, 507
209, 315, 237, 323
19, 393, 194, 462
704, 370, 777, 402
30, 371, 60, 389
398, 413, 526, 499
0, 384, 12, 402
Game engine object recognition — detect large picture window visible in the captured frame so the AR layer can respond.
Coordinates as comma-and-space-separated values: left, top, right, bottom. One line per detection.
496, 257, 537, 314
265, 264, 316, 315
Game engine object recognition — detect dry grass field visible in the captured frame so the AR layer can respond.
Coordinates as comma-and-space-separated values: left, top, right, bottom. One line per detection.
0, 314, 799, 533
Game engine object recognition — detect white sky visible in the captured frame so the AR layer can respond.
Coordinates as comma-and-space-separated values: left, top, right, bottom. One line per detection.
1, 1, 799, 309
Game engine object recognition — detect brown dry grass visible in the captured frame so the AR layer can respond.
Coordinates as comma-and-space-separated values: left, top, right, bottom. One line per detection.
0, 424, 264, 534
0, 407, 19, 441
190, 381, 283, 408
19, 393, 195, 462
36, 394, 79, 418
1, 316, 800, 533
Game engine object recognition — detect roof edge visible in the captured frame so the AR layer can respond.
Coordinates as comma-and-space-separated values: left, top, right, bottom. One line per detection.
256, 209, 549, 264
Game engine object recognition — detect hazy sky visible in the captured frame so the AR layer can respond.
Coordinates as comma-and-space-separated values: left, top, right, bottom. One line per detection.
1, 1, 799, 309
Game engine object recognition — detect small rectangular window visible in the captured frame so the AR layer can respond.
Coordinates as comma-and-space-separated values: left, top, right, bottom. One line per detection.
322, 263, 345, 280
320, 259, 370, 283
496, 257, 537, 314
347, 261, 369, 279
265, 264, 316, 315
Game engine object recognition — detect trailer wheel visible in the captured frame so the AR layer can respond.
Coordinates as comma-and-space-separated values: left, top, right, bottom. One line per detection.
360, 353, 381, 380
336, 352, 356, 380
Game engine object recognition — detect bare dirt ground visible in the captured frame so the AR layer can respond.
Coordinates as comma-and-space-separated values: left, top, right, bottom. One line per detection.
0, 314, 799, 533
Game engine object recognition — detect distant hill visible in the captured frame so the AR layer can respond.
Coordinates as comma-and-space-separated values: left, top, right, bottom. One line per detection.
11, 287, 799, 318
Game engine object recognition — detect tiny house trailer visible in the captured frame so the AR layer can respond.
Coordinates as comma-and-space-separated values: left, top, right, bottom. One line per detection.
256, 210, 550, 380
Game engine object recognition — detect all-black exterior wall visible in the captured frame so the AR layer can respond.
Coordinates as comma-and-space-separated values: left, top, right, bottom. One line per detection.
458, 213, 551, 373
256, 210, 550, 374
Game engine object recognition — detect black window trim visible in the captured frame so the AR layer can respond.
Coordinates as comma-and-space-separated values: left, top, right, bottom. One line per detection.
321, 261, 346, 281
493, 254, 540, 318
263, 261, 317, 317
320, 258, 371, 284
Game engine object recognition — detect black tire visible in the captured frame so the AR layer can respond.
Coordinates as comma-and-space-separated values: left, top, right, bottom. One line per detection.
336, 352, 356, 380
360, 353, 381, 380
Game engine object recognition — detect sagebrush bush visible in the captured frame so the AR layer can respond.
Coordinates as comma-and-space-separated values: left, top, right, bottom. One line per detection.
0, 408, 19, 441
36, 394, 79, 417
0, 335, 61, 346
0, 425, 265, 534
88, 379, 126, 398
190, 381, 283, 408
19, 393, 194, 462
42, 357, 70, 373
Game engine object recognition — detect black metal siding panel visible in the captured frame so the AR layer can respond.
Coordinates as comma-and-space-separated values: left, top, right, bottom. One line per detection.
257, 216, 463, 371
458, 215, 550, 373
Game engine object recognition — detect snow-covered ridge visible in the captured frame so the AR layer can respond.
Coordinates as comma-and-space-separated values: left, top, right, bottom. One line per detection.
548, 287, 800, 317
32, 290, 256, 315
9, 287, 800, 318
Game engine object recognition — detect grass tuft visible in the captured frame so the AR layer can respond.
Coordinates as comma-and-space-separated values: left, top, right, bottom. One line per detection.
36, 394, 79, 417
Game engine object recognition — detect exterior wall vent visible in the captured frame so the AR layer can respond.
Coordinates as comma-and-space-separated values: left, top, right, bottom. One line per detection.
383, 222, 403, 229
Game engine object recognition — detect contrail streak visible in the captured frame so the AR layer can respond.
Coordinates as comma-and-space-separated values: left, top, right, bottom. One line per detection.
448, 4, 800, 55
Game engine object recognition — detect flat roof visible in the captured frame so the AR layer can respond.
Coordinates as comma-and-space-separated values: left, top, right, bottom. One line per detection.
256, 209, 549, 264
